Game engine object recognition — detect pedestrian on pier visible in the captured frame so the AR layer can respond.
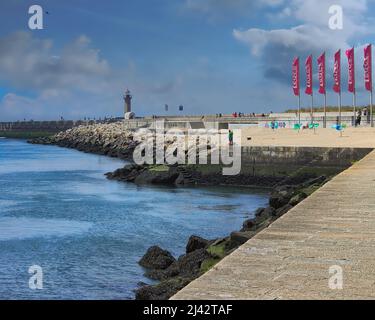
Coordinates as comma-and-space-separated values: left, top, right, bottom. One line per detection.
228, 130, 233, 145
356, 110, 362, 126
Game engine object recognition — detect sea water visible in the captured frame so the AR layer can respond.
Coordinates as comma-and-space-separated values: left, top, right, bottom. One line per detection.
0, 139, 268, 299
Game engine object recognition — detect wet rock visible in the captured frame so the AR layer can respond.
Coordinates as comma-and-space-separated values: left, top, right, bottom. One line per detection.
269, 185, 295, 209
261, 206, 276, 217
269, 194, 286, 209
289, 192, 308, 206
186, 235, 209, 253
28, 137, 53, 145
144, 267, 179, 281
174, 248, 210, 278
134, 167, 180, 185
143, 247, 210, 283
175, 173, 185, 185
230, 231, 257, 245
254, 207, 266, 217
274, 204, 294, 217
135, 277, 191, 300
302, 175, 327, 188
106, 164, 145, 182
242, 218, 256, 230
136, 281, 149, 287
139, 246, 176, 270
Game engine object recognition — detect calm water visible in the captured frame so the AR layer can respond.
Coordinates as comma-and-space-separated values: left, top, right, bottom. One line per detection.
0, 138, 268, 299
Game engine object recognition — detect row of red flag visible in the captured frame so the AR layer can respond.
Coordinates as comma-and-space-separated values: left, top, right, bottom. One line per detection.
292, 45, 373, 96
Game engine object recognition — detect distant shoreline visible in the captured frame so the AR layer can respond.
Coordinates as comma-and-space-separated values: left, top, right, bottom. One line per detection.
0, 131, 55, 139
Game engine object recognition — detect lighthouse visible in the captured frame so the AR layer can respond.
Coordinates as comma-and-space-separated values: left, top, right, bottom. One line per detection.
123, 89, 132, 117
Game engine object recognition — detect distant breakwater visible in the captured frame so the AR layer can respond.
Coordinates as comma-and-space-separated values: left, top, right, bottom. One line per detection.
29, 122, 138, 160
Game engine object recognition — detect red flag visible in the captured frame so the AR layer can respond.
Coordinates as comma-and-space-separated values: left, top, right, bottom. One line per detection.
305, 55, 313, 95
364, 44, 372, 92
292, 57, 300, 96
333, 50, 341, 93
346, 47, 355, 93
317, 53, 326, 95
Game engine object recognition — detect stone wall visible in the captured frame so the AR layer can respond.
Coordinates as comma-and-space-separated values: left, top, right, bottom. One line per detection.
183, 146, 373, 187
240, 146, 372, 167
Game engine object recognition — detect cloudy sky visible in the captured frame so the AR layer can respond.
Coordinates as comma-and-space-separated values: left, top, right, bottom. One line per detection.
1, 0, 375, 120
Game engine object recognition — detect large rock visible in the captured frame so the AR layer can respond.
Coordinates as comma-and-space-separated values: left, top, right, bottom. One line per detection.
254, 207, 266, 217
289, 192, 308, 206
269, 185, 295, 209
261, 206, 276, 217
230, 231, 256, 245
186, 235, 209, 253
105, 164, 142, 181
171, 248, 210, 278
302, 175, 327, 188
242, 206, 276, 232
135, 277, 191, 300
134, 168, 180, 185
144, 267, 179, 281
242, 218, 256, 231
274, 204, 294, 217
144, 247, 211, 282
139, 246, 176, 270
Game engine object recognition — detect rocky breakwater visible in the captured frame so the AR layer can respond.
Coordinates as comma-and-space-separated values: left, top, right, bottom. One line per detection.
28, 122, 138, 160
135, 174, 330, 300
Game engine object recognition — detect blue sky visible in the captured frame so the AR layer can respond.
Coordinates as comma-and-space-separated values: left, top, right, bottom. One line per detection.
0, 0, 375, 120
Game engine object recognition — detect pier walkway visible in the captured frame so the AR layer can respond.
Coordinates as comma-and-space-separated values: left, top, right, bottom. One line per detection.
172, 148, 375, 299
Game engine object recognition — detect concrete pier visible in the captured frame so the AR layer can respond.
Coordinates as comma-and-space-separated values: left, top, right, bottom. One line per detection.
172, 149, 375, 299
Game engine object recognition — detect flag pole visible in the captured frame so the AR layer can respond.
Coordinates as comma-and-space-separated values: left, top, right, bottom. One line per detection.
353, 47, 356, 127
338, 92, 343, 137
371, 44, 374, 127
322, 52, 326, 128
311, 93, 314, 125
298, 94, 301, 126
334, 49, 341, 131
324, 93, 327, 128
339, 92, 342, 127
353, 89, 357, 127
371, 88, 373, 127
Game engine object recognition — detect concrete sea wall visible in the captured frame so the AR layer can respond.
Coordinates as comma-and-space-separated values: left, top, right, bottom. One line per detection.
181, 146, 373, 187
240, 146, 372, 173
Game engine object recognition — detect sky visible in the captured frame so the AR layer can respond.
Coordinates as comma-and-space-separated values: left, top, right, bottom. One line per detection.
1, 0, 375, 120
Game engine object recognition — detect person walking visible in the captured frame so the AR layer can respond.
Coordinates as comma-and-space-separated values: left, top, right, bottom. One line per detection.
228, 130, 233, 145
356, 110, 362, 126
271, 120, 276, 130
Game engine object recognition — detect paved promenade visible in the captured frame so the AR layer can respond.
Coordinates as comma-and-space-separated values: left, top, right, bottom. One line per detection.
172, 148, 375, 299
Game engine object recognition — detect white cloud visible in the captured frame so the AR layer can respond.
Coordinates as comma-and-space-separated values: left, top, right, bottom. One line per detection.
233, 0, 373, 83
0, 32, 190, 120
0, 32, 111, 94
0, 31, 125, 120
